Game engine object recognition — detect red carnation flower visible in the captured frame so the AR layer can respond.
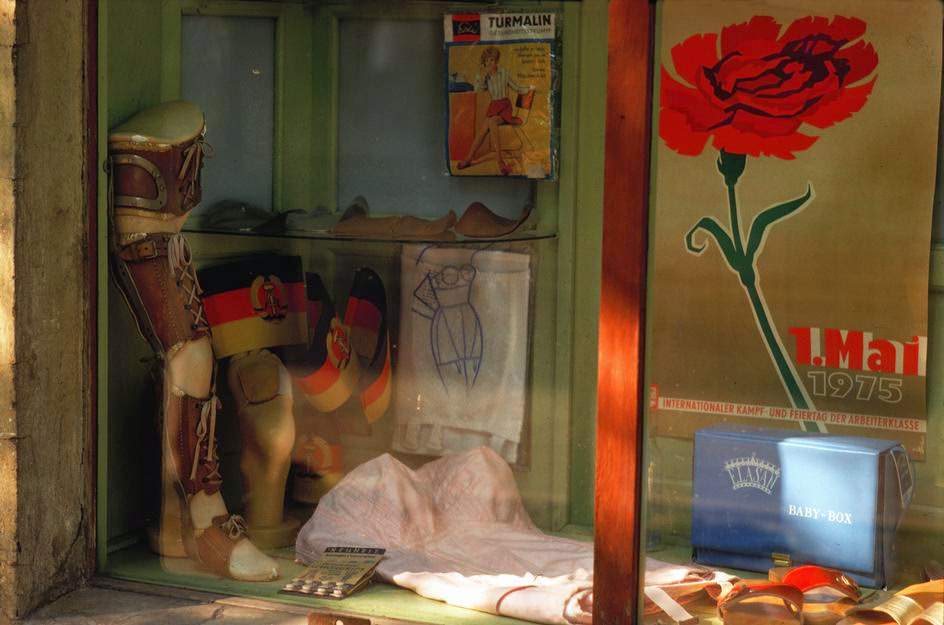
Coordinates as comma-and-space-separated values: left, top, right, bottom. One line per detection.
660, 15, 878, 159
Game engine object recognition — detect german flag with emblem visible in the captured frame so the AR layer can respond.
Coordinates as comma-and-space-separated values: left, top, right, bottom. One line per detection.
198, 254, 307, 358
292, 273, 360, 413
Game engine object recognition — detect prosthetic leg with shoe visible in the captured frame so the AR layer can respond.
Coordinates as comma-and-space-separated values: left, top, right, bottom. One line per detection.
199, 254, 309, 548
108, 101, 278, 581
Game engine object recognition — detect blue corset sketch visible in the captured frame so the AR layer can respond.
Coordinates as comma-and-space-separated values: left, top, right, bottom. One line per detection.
412, 263, 483, 391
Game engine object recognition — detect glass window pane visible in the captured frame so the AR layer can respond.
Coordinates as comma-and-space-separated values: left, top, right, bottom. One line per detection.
181, 15, 275, 212
337, 18, 533, 219
643, 2, 944, 623
103, 3, 602, 623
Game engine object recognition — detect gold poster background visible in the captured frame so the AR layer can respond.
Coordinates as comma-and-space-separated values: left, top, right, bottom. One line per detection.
647, 0, 942, 458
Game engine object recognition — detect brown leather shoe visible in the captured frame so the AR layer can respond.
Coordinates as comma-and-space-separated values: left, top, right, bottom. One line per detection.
454, 201, 533, 238
332, 197, 457, 239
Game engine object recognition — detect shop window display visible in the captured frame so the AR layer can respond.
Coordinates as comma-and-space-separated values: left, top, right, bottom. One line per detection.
101, 2, 598, 624
98, 1, 943, 624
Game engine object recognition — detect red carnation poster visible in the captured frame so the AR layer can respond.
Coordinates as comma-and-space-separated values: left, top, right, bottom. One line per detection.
647, 1, 942, 459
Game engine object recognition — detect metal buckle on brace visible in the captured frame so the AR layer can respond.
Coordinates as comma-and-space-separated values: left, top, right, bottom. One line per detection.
132, 239, 158, 261
772, 552, 792, 567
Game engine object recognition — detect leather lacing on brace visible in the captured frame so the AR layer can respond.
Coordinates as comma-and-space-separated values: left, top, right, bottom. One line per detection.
179, 133, 212, 209
191, 395, 223, 490
168, 234, 209, 333
220, 514, 249, 541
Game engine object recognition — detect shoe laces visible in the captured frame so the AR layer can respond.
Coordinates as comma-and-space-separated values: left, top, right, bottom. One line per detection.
220, 514, 248, 541
168, 234, 209, 332
190, 394, 222, 487
178, 133, 213, 209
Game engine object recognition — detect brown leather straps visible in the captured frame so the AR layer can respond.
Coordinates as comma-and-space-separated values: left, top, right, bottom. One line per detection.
194, 515, 245, 578
115, 233, 210, 354
718, 582, 804, 625
170, 394, 223, 497
779, 565, 860, 601
110, 133, 208, 217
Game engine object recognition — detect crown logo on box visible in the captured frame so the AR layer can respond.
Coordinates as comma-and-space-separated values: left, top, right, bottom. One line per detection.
724, 454, 781, 495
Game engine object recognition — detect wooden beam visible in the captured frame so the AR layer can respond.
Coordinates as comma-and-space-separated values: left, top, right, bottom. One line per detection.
593, 0, 654, 623
86, 0, 100, 575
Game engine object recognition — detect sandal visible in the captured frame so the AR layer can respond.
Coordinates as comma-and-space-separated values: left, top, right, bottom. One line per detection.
643, 562, 739, 624
718, 582, 805, 625
720, 566, 861, 625
770, 565, 862, 624
836, 579, 943, 625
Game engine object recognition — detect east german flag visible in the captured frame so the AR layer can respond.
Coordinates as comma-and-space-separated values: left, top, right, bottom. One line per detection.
198, 254, 307, 358
293, 273, 360, 413
344, 268, 392, 424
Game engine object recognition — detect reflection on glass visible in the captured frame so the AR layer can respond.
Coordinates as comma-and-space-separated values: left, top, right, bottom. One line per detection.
105, 3, 597, 623
642, 1, 944, 623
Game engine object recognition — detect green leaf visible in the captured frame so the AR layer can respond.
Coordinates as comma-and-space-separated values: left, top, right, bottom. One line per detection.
745, 185, 814, 259
685, 216, 740, 268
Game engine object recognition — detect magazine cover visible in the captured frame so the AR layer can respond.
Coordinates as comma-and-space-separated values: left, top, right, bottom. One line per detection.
444, 12, 559, 179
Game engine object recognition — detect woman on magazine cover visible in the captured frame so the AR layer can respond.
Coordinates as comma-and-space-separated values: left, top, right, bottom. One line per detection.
456, 46, 532, 175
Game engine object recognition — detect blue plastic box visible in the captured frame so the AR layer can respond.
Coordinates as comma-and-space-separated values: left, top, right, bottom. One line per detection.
692, 426, 913, 588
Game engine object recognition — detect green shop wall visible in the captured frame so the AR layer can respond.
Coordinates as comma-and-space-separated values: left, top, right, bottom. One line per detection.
101, 0, 606, 550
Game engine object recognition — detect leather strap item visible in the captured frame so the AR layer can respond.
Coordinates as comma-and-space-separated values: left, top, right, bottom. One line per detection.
644, 585, 699, 624
844, 582, 944, 625
118, 233, 171, 263
718, 582, 804, 624
113, 232, 211, 355
111, 132, 209, 218
194, 515, 245, 578
780, 565, 860, 601
171, 394, 223, 497
916, 602, 943, 625
846, 593, 925, 625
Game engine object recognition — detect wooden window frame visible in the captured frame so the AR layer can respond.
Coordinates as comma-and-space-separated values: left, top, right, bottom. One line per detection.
594, 0, 653, 623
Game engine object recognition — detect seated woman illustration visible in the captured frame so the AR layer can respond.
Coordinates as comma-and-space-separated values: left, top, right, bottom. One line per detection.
456, 47, 533, 176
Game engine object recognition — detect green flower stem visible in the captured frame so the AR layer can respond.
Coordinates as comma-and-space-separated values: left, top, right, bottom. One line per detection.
741, 278, 810, 410
727, 183, 745, 257
720, 157, 810, 412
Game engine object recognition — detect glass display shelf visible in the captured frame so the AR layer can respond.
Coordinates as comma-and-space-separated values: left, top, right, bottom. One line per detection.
182, 225, 558, 245
103, 543, 535, 625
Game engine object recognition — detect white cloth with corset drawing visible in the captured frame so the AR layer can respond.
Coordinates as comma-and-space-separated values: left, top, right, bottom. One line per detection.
392, 245, 531, 463
295, 448, 737, 625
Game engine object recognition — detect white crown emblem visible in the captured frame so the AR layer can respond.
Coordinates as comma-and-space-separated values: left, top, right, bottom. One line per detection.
724, 454, 781, 495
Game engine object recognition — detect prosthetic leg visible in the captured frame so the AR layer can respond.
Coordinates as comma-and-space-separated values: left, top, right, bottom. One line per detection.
109, 101, 278, 581
199, 254, 309, 548
228, 349, 300, 548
